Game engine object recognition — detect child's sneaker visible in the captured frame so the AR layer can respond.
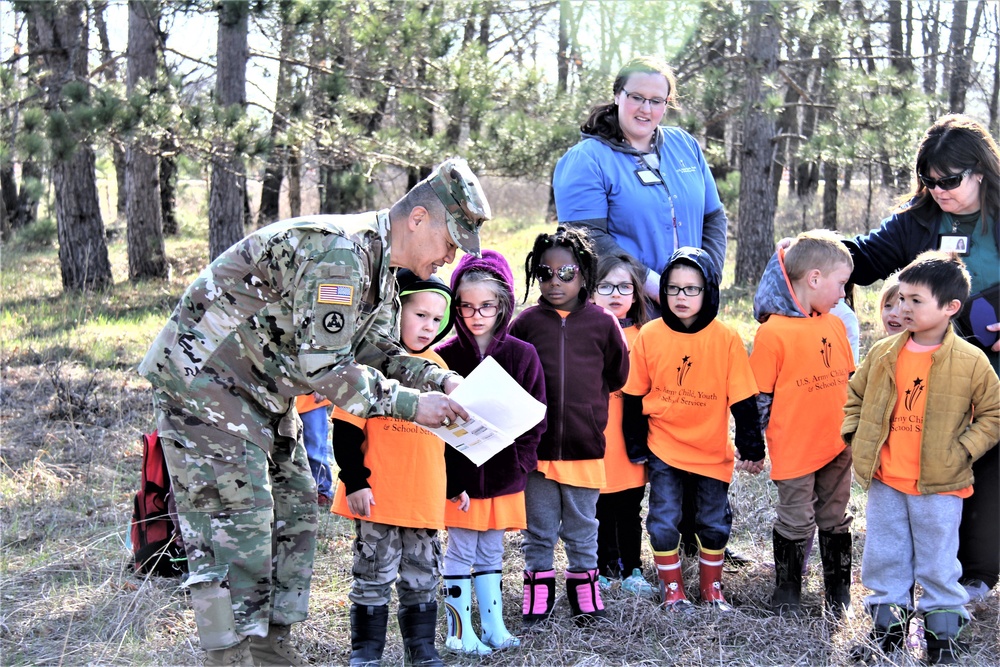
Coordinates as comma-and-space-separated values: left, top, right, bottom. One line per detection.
621, 568, 656, 598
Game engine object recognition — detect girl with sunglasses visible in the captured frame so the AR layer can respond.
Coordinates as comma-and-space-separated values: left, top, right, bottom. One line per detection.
588, 254, 655, 598
509, 227, 630, 627
434, 250, 547, 655
845, 114, 1000, 608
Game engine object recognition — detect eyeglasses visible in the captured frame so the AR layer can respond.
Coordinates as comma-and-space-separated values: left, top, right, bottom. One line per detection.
596, 282, 635, 296
918, 168, 972, 191
622, 90, 666, 109
457, 303, 498, 318
664, 285, 704, 297
536, 264, 579, 283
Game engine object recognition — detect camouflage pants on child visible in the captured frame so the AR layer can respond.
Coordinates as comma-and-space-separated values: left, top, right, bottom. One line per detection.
349, 519, 442, 607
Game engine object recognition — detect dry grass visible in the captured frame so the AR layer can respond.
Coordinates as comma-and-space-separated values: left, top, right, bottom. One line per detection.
1, 179, 997, 666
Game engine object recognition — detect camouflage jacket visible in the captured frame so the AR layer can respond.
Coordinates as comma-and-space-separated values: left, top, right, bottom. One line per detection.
139, 211, 455, 450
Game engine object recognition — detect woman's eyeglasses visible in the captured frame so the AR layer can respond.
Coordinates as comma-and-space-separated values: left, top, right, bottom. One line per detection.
918, 168, 972, 191
536, 264, 579, 283
622, 90, 666, 109
664, 285, 704, 297
595, 283, 635, 296
457, 304, 498, 318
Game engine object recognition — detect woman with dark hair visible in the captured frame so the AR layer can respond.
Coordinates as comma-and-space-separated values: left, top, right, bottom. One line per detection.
846, 114, 1000, 607
552, 55, 728, 308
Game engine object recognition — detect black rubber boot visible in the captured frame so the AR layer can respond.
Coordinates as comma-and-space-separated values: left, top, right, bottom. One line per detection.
349, 604, 389, 667
849, 603, 910, 662
924, 610, 968, 665
398, 602, 444, 667
771, 530, 806, 616
818, 530, 853, 618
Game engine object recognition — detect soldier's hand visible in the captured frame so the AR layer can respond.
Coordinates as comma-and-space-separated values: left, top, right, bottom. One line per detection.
347, 488, 374, 517
414, 392, 469, 429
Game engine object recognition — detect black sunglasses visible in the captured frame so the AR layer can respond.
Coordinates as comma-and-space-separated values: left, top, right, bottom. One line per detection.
918, 168, 972, 191
536, 264, 579, 283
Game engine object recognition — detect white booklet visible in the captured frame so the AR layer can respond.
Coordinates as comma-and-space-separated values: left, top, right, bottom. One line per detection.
425, 356, 546, 466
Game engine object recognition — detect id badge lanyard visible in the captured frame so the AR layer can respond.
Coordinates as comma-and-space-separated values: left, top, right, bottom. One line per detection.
637, 153, 680, 251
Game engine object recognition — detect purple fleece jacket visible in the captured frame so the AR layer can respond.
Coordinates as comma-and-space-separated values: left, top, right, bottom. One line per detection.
435, 250, 547, 499
509, 293, 629, 461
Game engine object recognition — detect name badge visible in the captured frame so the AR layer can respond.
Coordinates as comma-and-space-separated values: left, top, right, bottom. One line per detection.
938, 234, 969, 255
634, 168, 663, 186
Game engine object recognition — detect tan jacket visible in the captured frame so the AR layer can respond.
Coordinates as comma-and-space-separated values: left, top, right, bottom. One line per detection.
844, 327, 1000, 494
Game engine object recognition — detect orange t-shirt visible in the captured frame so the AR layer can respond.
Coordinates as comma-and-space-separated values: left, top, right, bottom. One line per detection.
444, 492, 527, 531
295, 393, 331, 414
602, 325, 648, 493
536, 459, 606, 489
876, 341, 973, 498
749, 313, 855, 480
624, 318, 758, 483
331, 350, 449, 529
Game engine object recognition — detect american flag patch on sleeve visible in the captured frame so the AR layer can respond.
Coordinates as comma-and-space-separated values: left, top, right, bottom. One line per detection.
318, 284, 354, 305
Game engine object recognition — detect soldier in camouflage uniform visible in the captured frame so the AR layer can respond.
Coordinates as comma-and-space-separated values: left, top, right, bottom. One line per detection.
139, 158, 491, 666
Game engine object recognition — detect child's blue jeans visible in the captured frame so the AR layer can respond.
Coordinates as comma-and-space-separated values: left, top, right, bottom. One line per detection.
300, 405, 333, 498
646, 454, 731, 552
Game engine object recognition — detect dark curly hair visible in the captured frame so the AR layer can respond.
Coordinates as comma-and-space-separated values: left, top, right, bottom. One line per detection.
523, 226, 598, 304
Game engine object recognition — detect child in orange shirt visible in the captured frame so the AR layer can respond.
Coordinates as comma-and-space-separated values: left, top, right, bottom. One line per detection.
844, 252, 999, 664
622, 247, 764, 610
331, 270, 460, 667
590, 254, 655, 598
750, 229, 856, 618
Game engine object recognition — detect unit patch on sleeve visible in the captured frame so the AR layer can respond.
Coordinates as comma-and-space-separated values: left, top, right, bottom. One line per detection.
318, 284, 354, 305
323, 311, 345, 333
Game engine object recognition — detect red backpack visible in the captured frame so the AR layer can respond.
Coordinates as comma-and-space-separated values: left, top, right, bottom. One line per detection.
130, 431, 187, 577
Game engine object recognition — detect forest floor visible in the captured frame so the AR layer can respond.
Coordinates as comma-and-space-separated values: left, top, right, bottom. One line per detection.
2, 181, 997, 665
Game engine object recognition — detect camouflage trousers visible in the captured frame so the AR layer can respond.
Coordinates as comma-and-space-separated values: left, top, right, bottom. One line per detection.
350, 519, 442, 607
159, 427, 318, 650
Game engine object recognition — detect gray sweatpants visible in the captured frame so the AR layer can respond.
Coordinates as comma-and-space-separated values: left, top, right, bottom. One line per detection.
522, 471, 600, 572
861, 479, 969, 616
442, 527, 505, 575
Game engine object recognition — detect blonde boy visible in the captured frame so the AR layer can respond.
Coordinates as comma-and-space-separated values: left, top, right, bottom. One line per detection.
750, 230, 856, 617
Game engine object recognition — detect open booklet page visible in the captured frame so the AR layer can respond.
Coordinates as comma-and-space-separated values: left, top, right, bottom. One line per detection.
424, 356, 546, 466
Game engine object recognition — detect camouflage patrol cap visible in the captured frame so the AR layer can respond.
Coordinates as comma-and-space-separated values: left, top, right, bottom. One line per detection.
427, 157, 491, 258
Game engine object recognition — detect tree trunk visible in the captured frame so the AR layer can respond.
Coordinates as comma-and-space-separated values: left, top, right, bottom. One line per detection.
93, 0, 127, 224
945, 0, 968, 113
822, 161, 839, 230
953, 0, 985, 114
13, 10, 42, 230
31, 0, 112, 291
1, 165, 16, 237
208, 0, 249, 260
257, 9, 297, 227
557, 0, 570, 94
126, 0, 167, 280
923, 0, 942, 120
160, 135, 178, 235
287, 145, 301, 218
990, 4, 999, 136
887, 0, 913, 74
735, 1, 779, 286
